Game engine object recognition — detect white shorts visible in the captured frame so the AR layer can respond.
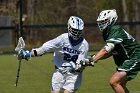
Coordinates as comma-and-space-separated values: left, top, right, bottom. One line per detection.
51, 70, 82, 92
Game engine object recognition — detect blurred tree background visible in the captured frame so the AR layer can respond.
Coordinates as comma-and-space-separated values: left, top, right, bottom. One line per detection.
0, 0, 140, 52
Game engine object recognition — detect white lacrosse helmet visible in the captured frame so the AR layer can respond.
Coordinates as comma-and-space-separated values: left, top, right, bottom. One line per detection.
97, 9, 118, 31
68, 16, 84, 40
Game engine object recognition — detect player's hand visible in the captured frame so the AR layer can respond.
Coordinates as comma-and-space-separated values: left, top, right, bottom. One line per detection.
18, 49, 31, 60
80, 55, 95, 67
61, 61, 76, 73
75, 63, 85, 72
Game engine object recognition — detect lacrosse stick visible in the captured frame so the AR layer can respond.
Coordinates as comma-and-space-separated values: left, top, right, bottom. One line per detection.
15, 37, 25, 87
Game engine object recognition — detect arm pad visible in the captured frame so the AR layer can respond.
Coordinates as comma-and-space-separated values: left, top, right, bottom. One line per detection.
104, 43, 115, 53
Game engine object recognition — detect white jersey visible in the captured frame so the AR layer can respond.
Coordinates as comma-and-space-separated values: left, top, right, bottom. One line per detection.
35, 33, 89, 69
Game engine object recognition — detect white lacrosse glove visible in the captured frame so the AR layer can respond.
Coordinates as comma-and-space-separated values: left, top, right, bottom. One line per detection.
60, 61, 76, 73
75, 63, 85, 72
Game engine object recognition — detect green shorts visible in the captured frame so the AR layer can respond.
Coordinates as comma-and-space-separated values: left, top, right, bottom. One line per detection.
117, 59, 140, 81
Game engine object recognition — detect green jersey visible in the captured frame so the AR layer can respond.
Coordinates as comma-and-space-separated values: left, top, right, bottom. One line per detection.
103, 24, 140, 66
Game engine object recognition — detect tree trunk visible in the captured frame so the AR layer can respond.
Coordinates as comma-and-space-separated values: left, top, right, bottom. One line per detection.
134, 0, 140, 41
122, 0, 129, 31
27, 0, 34, 24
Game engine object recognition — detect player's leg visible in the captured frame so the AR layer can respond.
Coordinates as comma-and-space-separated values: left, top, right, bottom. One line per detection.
63, 90, 73, 93
63, 73, 82, 93
109, 71, 128, 93
51, 91, 60, 93
110, 59, 140, 93
120, 79, 129, 93
51, 71, 64, 93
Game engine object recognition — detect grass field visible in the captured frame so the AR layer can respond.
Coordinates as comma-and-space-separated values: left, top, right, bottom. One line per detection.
0, 53, 140, 93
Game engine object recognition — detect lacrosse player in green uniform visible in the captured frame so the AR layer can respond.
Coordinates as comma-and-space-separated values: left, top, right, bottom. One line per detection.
85, 9, 140, 93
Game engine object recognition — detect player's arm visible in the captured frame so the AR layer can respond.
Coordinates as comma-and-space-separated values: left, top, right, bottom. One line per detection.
83, 43, 114, 63
76, 42, 94, 67
19, 34, 63, 60
93, 43, 114, 62
93, 28, 124, 63
93, 48, 112, 62
30, 35, 63, 57
30, 47, 45, 57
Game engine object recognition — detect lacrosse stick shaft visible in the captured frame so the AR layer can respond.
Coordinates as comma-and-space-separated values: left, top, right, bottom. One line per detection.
15, 0, 24, 86
15, 59, 22, 87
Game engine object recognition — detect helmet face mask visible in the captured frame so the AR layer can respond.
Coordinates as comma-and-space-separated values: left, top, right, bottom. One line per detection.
68, 16, 84, 40
68, 26, 83, 40
97, 9, 118, 31
97, 19, 110, 31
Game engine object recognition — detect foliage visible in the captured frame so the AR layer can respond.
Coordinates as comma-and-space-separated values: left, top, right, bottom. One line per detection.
0, 0, 139, 24
0, 0, 140, 50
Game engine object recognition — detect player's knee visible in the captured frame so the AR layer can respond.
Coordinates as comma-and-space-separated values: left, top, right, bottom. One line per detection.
109, 79, 118, 88
51, 90, 60, 93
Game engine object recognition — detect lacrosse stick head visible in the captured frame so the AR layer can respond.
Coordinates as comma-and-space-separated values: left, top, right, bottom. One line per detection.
15, 37, 25, 52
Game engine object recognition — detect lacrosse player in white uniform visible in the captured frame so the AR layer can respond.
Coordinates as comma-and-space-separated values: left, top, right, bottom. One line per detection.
16, 16, 94, 93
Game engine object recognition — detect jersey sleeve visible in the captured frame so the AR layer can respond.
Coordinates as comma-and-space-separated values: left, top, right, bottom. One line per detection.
34, 34, 63, 55
106, 26, 123, 45
76, 41, 89, 64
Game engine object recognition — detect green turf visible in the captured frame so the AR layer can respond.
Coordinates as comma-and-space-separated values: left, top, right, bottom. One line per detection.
0, 54, 140, 93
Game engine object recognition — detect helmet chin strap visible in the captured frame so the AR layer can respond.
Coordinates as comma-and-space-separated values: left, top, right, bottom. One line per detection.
69, 36, 83, 46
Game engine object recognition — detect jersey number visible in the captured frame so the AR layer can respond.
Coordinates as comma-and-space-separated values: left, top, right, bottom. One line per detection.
64, 53, 78, 62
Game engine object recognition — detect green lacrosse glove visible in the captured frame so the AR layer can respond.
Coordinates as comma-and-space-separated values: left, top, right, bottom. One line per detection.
80, 55, 94, 67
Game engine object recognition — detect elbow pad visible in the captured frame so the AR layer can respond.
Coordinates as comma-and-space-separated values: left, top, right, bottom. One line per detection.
31, 47, 45, 56
33, 49, 38, 56
30, 49, 38, 56
104, 43, 115, 53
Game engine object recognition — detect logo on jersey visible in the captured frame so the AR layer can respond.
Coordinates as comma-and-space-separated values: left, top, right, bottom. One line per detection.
63, 47, 80, 55
63, 47, 80, 62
